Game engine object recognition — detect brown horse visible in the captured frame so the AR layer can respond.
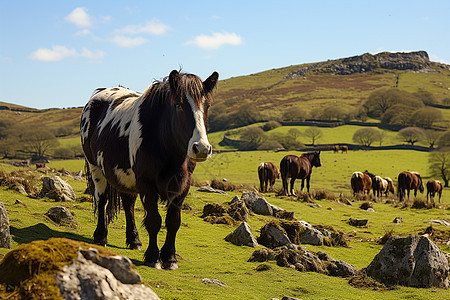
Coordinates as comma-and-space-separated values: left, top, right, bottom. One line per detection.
258, 162, 280, 193
340, 145, 348, 153
351, 171, 372, 196
426, 179, 443, 203
398, 171, 424, 202
372, 176, 395, 199
280, 151, 322, 196
81, 70, 218, 269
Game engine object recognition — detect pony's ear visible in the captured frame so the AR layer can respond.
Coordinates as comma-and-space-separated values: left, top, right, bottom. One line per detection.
169, 70, 181, 92
204, 71, 219, 94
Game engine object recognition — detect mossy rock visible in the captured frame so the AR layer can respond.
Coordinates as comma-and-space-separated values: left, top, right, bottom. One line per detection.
0, 238, 116, 299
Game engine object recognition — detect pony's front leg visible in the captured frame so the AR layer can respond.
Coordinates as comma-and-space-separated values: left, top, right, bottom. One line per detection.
90, 164, 109, 246
305, 177, 311, 193
160, 200, 182, 270
142, 193, 162, 269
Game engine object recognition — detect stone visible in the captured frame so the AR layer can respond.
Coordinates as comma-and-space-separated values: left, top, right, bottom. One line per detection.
0, 202, 11, 249
201, 278, 227, 287
45, 206, 76, 227
197, 186, 227, 195
429, 219, 450, 226
393, 217, 403, 223
348, 218, 368, 227
258, 224, 291, 248
252, 197, 273, 216
241, 191, 259, 209
366, 208, 375, 212
56, 250, 160, 300
41, 176, 76, 201
16, 185, 27, 195
298, 221, 324, 246
327, 259, 357, 277
366, 235, 449, 288
225, 222, 258, 247
14, 199, 27, 207
229, 195, 240, 205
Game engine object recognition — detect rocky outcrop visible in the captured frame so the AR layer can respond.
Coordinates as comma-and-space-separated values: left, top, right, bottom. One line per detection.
285, 51, 438, 78
0, 202, 11, 249
44, 206, 76, 227
366, 235, 449, 288
225, 222, 258, 247
56, 248, 160, 299
40, 176, 76, 201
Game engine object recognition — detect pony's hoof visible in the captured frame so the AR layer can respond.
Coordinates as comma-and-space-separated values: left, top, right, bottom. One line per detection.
145, 261, 162, 269
162, 262, 178, 270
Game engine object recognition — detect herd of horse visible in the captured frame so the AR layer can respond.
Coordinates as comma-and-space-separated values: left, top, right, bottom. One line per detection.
80, 69, 444, 271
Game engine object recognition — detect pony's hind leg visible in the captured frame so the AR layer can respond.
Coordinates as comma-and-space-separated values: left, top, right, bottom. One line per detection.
121, 193, 142, 250
290, 178, 296, 196
89, 164, 109, 246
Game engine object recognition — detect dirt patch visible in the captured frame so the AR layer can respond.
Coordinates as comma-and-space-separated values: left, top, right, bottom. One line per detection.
418, 225, 450, 245
348, 273, 396, 291
201, 201, 248, 225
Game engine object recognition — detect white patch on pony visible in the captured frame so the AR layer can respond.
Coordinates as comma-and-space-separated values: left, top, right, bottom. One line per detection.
92, 87, 144, 167
80, 102, 92, 144
113, 166, 136, 189
186, 93, 211, 160
97, 151, 105, 174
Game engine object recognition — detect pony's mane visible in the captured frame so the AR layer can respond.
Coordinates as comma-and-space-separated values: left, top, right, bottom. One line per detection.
141, 72, 211, 108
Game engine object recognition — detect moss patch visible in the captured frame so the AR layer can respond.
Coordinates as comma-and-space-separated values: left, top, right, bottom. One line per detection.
0, 237, 116, 299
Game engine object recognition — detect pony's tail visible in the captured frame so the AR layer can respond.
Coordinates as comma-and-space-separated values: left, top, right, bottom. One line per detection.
280, 158, 290, 195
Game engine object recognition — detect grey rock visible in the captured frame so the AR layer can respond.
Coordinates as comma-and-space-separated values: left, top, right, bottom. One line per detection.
348, 218, 368, 227
16, 185, 27, 195
366, 208, 375, 212
201, 278, 227, 287
298, 221, 324, 246
241, 191, 259, 209
328, 260, 357, 277
45, 206, 76, 226
393, 217, 403, 223
252, 197, 273, 216
0, 202, 11, 249
41, 176, 76, 201
366, 235, 449, 288
197, 186, 227, 195
14, 199, 27, 207
259, 225, 291, 248
56, 250, 160, 300
229, 195, 240, 205
225, 222, 258, 247
429, 219, 450, 226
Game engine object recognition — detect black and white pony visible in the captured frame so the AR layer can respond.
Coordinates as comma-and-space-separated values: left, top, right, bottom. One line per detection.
81, 70, 218, 269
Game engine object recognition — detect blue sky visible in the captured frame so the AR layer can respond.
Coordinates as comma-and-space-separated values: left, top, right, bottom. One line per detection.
1, 0, 449, 109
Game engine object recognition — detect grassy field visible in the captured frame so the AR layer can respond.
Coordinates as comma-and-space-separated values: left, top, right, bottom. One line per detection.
1, 148, 449, 299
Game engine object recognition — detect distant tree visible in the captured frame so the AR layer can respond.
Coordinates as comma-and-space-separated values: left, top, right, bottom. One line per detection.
413, 90, 436, 105
352, 128, 379, 147
21, 127, 59, 157
381, 104, 417, 126
438, 131, 450, 147
304, 127, 322, 145
231, 102, 262, 128
423, 130, 442, 149
410, 107, 442, 128
364, 88, 423, 117
318, 105, 348, 121
262, 121, 281, 131
287, 128, 301, 140
398, 127, 424, 145
282, 107, 307, 122
257, 140, 284, 151
354, 107, 368, 122
443, 97, 450, 106
429, 150, 450, 187
239, 127, 265, 150
376, 130, 387, 146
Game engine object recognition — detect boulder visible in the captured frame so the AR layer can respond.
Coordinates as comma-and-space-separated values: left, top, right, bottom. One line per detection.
41, 176, 76, 201
252, 197, 273, 216
197, 186, 227, 195
393, 217, 403, 223
225, 222, 258, 247
258, 224, 291, 248
366, 235, 449, 288
348, 218, 368, 227
241, 191, 259, 210
327, 259, 357, 277
56, 249, 160, 299
45, 206, 76, 227
0, 202, 11, 249
298, 221, 324, 246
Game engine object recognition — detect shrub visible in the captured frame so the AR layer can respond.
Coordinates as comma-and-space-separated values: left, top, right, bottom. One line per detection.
262, 121, 281, 131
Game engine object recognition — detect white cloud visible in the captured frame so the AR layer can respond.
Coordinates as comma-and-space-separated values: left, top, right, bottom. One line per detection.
110, 35, 148, 48
116, 19, 170, 36
430, 54, 450, 65
65, 7, 92, 28
30, 45, 104, 62
75, 29, 93, 37
186, 32, 243, 50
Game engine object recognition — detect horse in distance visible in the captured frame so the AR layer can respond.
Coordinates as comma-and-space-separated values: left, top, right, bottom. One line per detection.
397, 171, 424, 202
280, 151, 322, 196
81, 70, 219, 270
351, 171, 372, 196
426, 179, 443, 203
258, 162, 280, 193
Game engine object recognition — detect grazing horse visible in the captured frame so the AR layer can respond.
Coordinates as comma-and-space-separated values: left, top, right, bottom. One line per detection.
332, 145, 339, 153
397, 171, 424, 202
340, 145, 348, 153
258, 162, 280, 193
351, 171, 372, 196
280, 151, 322, 196
81, 70, 218, 269
426, 179, 443, 203
372, 176, 395, 199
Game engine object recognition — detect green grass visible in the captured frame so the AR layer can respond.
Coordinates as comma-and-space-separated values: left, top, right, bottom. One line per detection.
0, 156, 450, 299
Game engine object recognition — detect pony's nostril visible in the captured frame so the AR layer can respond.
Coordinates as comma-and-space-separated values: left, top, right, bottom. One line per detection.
193, 143, 199, 154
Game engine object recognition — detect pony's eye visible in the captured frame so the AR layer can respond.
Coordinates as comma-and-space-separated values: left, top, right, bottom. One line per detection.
175, 103, 183, 110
